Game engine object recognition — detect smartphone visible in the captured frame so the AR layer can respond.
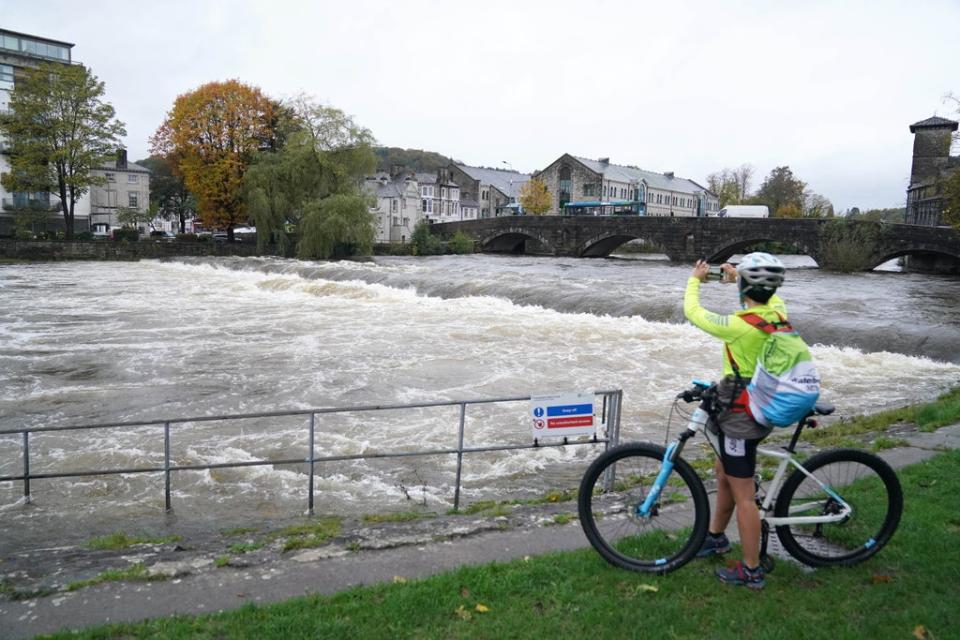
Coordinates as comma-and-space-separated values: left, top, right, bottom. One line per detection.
705, 265, 724, 281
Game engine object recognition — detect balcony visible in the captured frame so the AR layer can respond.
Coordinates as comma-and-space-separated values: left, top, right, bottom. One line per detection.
2, 197, 60, 213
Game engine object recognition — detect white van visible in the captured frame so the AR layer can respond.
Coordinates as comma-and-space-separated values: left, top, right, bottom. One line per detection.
716, 205, 769, 218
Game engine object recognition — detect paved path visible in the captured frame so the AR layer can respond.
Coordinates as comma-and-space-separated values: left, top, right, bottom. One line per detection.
2, 424, 957, 639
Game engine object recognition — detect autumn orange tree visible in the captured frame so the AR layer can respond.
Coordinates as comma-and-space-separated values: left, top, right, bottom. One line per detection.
519, 177, 551, 215
151, 80, 275, 240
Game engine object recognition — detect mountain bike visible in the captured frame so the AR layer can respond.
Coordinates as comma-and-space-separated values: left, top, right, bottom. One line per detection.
577, 380, 903, 573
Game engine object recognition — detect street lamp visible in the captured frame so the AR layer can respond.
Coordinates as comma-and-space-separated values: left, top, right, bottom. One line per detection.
502, 160, 514, 172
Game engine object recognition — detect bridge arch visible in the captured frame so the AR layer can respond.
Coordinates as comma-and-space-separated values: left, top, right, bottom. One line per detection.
479, 227, 555, 254
865, 248, 960, 272
704, 235, 821, 266
579, 232, 666, 258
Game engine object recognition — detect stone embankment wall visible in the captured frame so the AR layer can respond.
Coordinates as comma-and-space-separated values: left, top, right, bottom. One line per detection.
0, 239, 272, 261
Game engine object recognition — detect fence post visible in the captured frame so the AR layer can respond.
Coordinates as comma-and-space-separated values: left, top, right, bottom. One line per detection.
602, 391, 623, 492
22, 431, 31, 504
308, 413, 315, 516
452, 402, 466, 512
164, 422, 171, 512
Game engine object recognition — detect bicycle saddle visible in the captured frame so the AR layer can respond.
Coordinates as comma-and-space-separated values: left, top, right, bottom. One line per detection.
814, 402, 835, 415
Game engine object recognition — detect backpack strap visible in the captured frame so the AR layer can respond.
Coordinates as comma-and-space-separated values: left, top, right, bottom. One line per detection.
740, 312, 793, 333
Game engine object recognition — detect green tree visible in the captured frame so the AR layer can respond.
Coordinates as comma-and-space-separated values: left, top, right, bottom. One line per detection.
0, 63, 126, 240
116, 205, 155, 230
756, 166, 806, 217
803, 191, 834, 218
942, 170, 960, 230
245, 95, 377, 253
706, 164, 753, 207
135, 155, 195, 234
410, 220, 442, 255
297, 194, 375, 259
519, 178, 551, 215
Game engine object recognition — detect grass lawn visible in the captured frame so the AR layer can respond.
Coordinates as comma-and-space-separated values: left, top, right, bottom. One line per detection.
39, 449, 959, 640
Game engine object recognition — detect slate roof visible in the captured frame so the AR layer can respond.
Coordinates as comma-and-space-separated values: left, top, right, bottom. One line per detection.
571, 156, 709, 196
364, 173, 415, 199
455, 165, 530, 198
910, 116, 959, 132
95, 160, 151, 174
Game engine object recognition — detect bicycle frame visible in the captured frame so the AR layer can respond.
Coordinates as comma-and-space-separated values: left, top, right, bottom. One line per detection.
639, 403, 852, 527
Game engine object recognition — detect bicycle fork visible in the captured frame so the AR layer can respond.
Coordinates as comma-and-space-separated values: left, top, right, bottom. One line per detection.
636, 428, 698, 518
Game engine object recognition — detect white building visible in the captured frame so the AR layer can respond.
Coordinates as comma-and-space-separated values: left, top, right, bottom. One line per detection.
0, 28, 91, 237
416, 168, 462, 223
89, 149, 152, 237
364, 171, 423, 243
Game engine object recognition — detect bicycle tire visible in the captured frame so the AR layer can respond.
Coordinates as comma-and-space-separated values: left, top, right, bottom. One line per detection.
577, 442, 709, 574
774, 448, 902, 568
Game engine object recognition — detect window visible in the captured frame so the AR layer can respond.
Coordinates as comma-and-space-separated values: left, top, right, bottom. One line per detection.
422, 199, 427, 212
128, 192, 138, 208
106, 173, 115, 182
0, 64, 13, 84
391, 199, 398, 212
128, 174, 138, 184
583, 183, 597, 197
1, 35, 19, 52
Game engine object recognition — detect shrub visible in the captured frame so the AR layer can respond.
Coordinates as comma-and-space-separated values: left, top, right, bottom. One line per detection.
14, 229, 33, 240
411, 221, 442, 256
74, 231, 93, 241
818, 219, 884, 272
176, 233, 198, 242
196, 234, 212, 243
447, 231, 475, 254
112, 228, 139, 242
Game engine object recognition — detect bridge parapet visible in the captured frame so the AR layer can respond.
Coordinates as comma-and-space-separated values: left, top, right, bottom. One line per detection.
431, 217, 960, 273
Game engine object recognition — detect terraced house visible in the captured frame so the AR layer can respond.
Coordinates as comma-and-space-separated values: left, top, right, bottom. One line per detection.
535, 154, 719, 217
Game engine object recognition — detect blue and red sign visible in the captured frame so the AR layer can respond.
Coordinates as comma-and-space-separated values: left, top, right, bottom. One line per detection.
530, 392, 596, 439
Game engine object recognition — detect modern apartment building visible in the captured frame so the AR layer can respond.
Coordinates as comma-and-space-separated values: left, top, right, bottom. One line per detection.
89, 149, 152, 237
0, 28, 91, 236
535, 154, 719, 217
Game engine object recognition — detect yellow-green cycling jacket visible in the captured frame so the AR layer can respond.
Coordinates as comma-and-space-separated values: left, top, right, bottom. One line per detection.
683, 277, 787, 379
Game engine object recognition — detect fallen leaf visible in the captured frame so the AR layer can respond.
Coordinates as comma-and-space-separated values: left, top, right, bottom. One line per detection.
455, 605, 472, 621
393, 576, 407, 584
870, 575, 893, 584
460, 586, 470, 598
475, 603, 491, 613
913, 625, 930, 640
636, 583, 659, 593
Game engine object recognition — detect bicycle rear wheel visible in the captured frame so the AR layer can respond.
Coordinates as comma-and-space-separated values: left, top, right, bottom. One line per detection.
577, 442, 709, 574
774, 448, 903, 567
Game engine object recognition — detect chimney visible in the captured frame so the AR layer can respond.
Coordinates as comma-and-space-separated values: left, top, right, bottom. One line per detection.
599, 157, 610, 165
389, 164, 404, 178
664, 171, 674, 179
116, 148, 128, 170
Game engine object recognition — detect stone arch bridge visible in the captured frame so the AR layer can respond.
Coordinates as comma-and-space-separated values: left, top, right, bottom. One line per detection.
432, 217, 960, 272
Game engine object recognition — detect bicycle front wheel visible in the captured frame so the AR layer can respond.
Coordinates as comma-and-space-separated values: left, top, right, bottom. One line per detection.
774, 448, 903, 568
577, 442, 709, 574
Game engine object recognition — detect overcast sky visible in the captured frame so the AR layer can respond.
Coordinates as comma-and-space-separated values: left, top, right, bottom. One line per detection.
5, 0, 959, 211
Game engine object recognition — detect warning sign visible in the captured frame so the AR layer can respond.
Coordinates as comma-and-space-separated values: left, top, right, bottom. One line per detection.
529, 392, 596, 439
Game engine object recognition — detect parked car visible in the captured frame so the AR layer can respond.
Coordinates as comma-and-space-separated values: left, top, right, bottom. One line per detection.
150, 230, 176, 242
212, 232, 228, 242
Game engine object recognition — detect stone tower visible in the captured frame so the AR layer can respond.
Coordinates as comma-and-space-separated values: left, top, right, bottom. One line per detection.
906, 116, 959, 225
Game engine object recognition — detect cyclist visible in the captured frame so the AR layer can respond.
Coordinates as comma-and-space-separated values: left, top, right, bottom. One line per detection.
683, 252, 787, 590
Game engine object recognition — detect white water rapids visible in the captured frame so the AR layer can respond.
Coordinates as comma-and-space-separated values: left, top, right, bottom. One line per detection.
1, 255, 959, 545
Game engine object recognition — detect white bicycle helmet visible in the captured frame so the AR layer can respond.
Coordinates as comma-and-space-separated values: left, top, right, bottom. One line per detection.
736, 252, 785, 302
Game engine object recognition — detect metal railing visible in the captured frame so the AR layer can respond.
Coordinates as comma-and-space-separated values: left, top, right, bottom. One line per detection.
0, 390, 622, 514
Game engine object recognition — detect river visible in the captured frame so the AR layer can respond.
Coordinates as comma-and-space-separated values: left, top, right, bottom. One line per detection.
2, 254, 959, 546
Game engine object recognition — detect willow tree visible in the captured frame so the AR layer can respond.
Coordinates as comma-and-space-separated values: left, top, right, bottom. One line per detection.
0, 63, 126, 239
151, 80, 274, 241
244, 95, 377, 256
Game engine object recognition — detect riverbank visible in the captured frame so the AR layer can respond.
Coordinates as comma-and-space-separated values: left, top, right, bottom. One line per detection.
0, 238, 268, 261
2, 409, 958, 638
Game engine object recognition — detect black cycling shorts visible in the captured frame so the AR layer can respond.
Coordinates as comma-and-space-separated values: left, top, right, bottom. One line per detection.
717, 431, 762, 479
